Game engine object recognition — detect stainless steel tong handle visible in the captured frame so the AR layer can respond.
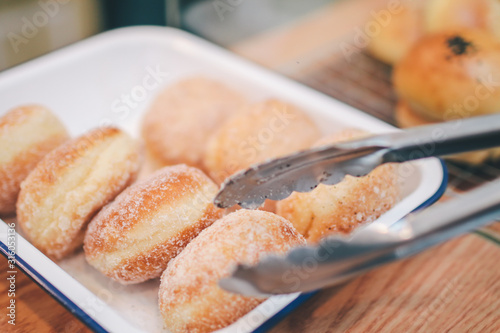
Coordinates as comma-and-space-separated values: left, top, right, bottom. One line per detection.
376, 113, 500, 162
220, 177, 500, 296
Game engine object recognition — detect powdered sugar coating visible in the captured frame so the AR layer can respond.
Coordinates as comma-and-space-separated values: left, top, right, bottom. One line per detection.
0, 105, 69, 215
276, 129, 400, 242
16, 127, 141, 259
158, 209, 306, 333
141, 77, 247, 171
84, 164, 224, 284
204, 99, 321, 184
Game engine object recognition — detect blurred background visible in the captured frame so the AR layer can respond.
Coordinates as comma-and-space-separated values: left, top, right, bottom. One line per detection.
0, 0, 335, 71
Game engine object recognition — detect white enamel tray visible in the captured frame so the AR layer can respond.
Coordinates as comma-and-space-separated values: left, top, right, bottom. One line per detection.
0, 27, 447, 333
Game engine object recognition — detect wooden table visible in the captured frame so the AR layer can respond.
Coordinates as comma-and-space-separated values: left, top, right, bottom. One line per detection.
2, 0, 500, 332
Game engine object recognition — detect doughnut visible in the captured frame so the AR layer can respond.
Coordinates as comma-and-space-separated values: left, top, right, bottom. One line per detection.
84, 164, 224, 284
367, 1, 424, 65
276, 129, 399, 243
395, 99, 499, 165
141, 77, 247, 171
393, 29, 500, 122
158, 209, 306, 333
424, 0, 500, 38
0, 105, 69, 215
16, 127, 141, 260
203, 99, 321, 184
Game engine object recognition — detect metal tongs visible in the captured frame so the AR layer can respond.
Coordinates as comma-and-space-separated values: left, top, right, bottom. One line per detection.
214, 114, 500, 297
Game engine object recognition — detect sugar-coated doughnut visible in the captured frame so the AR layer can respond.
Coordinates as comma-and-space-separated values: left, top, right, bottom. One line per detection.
17, 127, 141, 260
141, 77, 247, 171
0, 105, 69, 215
204, 99, 321, 184
393, 29, 500, 121
84, 164, 224, 284
158, 210, 306, 333
276, 129, 399, 243
395, 100, 499, 165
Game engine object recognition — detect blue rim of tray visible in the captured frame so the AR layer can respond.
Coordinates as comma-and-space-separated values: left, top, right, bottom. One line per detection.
0, 160, 448, 333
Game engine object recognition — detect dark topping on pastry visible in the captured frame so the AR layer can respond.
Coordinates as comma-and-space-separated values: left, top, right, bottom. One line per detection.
447, 36, 474, 55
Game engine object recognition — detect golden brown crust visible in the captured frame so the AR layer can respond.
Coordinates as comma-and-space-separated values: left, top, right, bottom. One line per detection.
276, 129, 399, 243
204, 99, 321, 184
393, 29, 500, 121
158, 210, 306, 333
141, 77, 247, 171
395, 99, 499, 165
84, 164, 224, 284
0, 105, 69, 215
367, 1, 424, 65
424, 0, 500, 38
16, 127, 141, 260
395, 99, 433, 128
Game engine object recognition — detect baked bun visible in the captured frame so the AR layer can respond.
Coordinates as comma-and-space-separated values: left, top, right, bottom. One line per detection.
276, 129, 399, 243
84, 164, 223, 284
17, 127, 141, 260
425, 0, 500, 38
367, 1, 424, 65
395, 100, 498, 164
204, 99, 321, 184
141, 77, 247, 171
158, 210, 305, 333
393, 29, 500, 121
0, 105, 69, 215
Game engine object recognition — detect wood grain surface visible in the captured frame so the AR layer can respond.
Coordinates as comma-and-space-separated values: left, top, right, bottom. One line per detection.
0, 255, 90, 333
270, 234, 500, 333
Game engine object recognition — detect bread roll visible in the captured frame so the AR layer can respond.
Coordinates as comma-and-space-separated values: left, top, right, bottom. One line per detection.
17, 127, 141, 259
158, 210, 305, 333
425, 0, 500, 38
393, 29, 500, 121
141, 77, 247, 171
0, 105, 69, 215
367, 1, 424, 65
276, 129, 399, 243
84, 164, 224, 284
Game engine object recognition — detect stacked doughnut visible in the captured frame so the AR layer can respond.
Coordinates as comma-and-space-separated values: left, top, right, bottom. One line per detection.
141, 77, 247, 172
0, 105, 69, 215
17, 126, 141, 259
277, 129, 399, 243
159, 210, 306, 333
203, 98, 321, 184
84, 164, 224, 284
